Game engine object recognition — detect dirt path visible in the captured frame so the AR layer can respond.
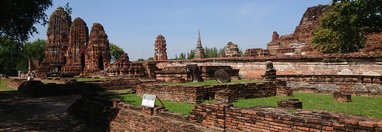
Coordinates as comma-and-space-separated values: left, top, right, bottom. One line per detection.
0, 92, 96, 131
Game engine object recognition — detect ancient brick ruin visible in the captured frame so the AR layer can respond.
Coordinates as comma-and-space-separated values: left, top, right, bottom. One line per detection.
84, 23, 110, 74
267, 5, 330, 56
62, 17, 89, 76
266, 5, 382, 56
36, 7, 112, 77
244, 48, 270, 57
38, 7, 71, 77
153, 35, 168, 61
194, 31, 205, 59
224, 42, 241, 57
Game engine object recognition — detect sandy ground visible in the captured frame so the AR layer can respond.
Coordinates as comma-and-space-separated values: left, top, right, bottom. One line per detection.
0, 92, 100, 131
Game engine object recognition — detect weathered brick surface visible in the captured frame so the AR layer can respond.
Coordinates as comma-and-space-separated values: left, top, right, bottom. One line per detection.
154, 35, 168, 61
84, 23, 110, 74
38, 7, 71, 77
69, 96, 222, 131
17, 79, 140, 97
190, 104, 382, 132
137, 82, 281, 103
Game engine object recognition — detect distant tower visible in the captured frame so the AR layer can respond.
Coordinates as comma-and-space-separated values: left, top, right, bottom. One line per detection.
154, 35, 168, 61
194, 30, 205, 59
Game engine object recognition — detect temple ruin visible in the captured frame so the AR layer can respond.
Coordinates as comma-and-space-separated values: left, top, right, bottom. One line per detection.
224, 42, 241, 57
153, 35, 168, 61
62, 17, 89, 76
84, 23, 110, 74
37, 7, 71, 77
266, 4, 382, 56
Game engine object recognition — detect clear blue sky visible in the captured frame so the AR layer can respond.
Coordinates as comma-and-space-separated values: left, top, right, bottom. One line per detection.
31, 0, 331, 60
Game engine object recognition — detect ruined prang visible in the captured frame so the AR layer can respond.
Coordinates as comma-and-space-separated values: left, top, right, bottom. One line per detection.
62, 17, 89, 76
154, 35, 168, 61
194, 31, 205, 59
224, 42, 241, 57
267, 5, 330, 55
38, 7, 71, 77
84, 23, 110, 74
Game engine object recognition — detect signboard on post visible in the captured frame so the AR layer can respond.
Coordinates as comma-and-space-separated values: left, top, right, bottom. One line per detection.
141, 94, 156, 108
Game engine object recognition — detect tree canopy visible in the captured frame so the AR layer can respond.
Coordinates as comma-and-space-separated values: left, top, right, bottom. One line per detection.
0, 0, 52, 44
312, 0, 382, 53
109, 43, 125, 62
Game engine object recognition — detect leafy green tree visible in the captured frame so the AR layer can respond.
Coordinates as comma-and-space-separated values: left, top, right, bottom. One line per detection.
0, 0, 52, 44
23, 39, 47, 61
187, 49, 195, 59
0, 37, 21, 75
179, 53, 186, 60
312, 0, 382, 53
109, 43, 125, 62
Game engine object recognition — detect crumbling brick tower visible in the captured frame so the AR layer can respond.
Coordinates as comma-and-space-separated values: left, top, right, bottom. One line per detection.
194, 31, 205, 59
37, 7, 71, 77
154, 35, 168, 61
62, 17, 89, 76
84, 23, 110, 74
224, 42, 241, 57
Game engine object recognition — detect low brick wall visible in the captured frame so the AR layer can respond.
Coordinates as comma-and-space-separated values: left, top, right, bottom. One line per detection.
136, 81, 286, 103
18, 79, 141, 97
288, 81, 382, 95
110, 102, 221, 131
68, 95, 222, 131
277, 74, 382, 84
136, 85, 206, 103
190, 104, 382, 132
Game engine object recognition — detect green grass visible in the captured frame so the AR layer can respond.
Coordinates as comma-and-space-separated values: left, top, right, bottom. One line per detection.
0, 79, 16, 91
110, 93, 194, 115
233, 92, 382, 118
159, 79, 265, 87
76, 77, 104, 82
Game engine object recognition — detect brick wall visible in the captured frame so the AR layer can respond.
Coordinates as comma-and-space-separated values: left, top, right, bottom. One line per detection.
68, 95, 222, 131
155, 54, 382, 80
136, 82, 283, 103
190, 104, 382, 132
17, 79, 141, 97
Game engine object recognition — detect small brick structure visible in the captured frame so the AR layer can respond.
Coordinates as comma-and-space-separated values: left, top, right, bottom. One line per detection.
275, 81, 293, 96
264, 61, 277, 81
333, 92, 352, 102
277, 99, 302, 109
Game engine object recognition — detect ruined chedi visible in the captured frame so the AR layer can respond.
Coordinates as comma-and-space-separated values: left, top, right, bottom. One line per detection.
194, 31, 205, 59
224, 42, 241, 57
154, 35, 168, 61
62, 17, 89, 76
37, 7, 71, 77
84, 23, 110, 74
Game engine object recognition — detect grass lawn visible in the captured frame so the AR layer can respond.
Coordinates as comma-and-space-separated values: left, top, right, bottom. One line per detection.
0, 79, 16, 91
234, 92, 382, 118
110, 93, 194, 115
76, 77, 104, 82
159, 79, 265, 87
